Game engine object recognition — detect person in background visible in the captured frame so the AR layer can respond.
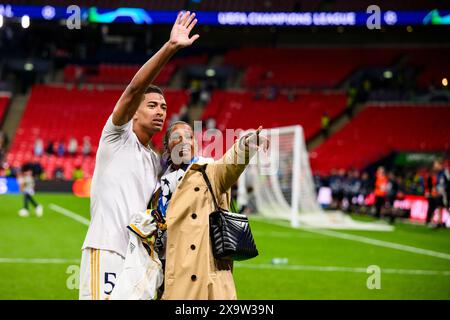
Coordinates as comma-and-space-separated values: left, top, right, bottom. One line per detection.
266, 85, 278, 100
386, 171, 399, 223
31, 157, 43, 179
4, 163, 19, 177
57, 140, 65, 157
321, 112, 330, 138
335, 169, 346, 210
178, 105, 189, 123
357, 171, 372, 213
395, 175, 406, 203
0, 131, 9, 150
239, 186, 257, 215
329, 169, 342, 210
426, 160, 449, 228
348, 170, 362, 213
189, 79, 201, 104
17, 168, 43, 218
34, 138, 44, 157
342, 171, 353, 212
435, 160, 449, 228
287, 88, 296, 102
82, 136, 91, 157
313, 174, 323, 195
445, 159, 450, 215
45, 140, 55, 155
53, 166, 64, 180
0, 147, 4, 164
374, 166, 388, 218
411, 170, 425, 195
21, 158, 43, 179
206, 117, 216, 130
0, 131, 9, 162
68, 137, 78, 156
346, 86, 357, 116
72, 165, 84, 180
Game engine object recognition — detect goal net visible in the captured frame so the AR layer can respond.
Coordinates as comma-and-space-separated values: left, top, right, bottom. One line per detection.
238, 125, 393, 231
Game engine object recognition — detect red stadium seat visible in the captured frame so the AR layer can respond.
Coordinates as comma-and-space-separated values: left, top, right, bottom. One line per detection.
63, 55, 208, 86
0, 94, 11, 124
202, 89, 347, 141
224, 47, 402, 89
310, 104, 450, 174
223, 47, 450, 89
7, 84, 188, 179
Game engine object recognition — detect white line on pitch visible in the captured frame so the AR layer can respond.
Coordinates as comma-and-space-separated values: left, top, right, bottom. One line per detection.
1, 258, 448, 276
49, 203, 90, 226
305, 228, 450, 260
0, 258, 80, 264
253, 231, 322, 239
48, 204, 450, 261
254, 218, 450, 260
235, 263, 450, 276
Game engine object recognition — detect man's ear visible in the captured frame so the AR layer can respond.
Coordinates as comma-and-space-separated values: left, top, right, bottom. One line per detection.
133, 108, 140, 121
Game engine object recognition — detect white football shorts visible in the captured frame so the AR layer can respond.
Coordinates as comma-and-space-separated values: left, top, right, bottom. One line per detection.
79, 248, 125, 300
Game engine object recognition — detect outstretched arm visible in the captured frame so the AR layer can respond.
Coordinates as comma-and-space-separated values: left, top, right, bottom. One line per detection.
213, 126, 269, 193
112, 11, 199, 126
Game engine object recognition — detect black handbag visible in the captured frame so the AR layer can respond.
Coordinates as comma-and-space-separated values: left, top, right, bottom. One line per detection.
200, 166, 259, 261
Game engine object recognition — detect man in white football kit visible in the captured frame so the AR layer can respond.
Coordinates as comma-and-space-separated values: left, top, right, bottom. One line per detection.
79, 11, 200, 300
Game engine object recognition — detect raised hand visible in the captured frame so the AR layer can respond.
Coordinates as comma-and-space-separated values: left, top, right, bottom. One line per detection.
169, 11, 200, 50
244, 126, 270, 152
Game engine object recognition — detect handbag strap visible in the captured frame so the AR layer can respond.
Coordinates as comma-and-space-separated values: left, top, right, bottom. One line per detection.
199, 166, 220, 211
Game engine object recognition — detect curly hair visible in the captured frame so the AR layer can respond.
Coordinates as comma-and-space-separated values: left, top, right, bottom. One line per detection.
162, 121, 192, 170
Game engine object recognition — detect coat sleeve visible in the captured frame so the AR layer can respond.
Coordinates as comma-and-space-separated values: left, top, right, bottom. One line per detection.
209, 138, 252, 194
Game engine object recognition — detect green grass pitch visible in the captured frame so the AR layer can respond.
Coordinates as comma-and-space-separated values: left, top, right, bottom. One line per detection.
0, 193, 449, 299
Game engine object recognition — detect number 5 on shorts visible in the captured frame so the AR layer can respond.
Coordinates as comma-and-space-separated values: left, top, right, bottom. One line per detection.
104, 272, 116, 295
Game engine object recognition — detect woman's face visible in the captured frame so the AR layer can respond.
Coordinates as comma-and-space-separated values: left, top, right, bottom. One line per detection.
168, 123, 195, 165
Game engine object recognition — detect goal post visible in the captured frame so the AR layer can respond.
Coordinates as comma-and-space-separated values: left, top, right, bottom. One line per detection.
237, 125, 321, 228
237, 125, 394, 231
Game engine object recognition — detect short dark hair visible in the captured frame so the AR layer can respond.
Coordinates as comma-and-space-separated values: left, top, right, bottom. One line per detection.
144, 85, 164, 96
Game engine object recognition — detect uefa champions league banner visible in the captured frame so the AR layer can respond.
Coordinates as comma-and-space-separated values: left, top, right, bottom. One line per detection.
0, 177, 19, 194
0, 4, 450, 26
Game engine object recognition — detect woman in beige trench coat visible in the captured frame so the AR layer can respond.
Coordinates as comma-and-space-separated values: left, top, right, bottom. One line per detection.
150, 121, 268, 300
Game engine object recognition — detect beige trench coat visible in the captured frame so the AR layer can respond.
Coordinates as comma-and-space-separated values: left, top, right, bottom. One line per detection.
161, 141, 250, 300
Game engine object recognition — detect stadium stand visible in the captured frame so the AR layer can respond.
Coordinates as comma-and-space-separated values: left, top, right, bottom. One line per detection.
0, 94, 10, 125
310, 103, 450, 174
63, 54, 209, 86
201, 89, 347, 140
3, 45, 449, 180
224, 48, 403, 88
6, 85, 189, 179
223, 47, 450, 89
403, 48, 450, 89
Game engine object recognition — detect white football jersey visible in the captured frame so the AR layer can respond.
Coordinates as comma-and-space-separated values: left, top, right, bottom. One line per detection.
19, 175, 35, 195
82, 116, 161, 258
